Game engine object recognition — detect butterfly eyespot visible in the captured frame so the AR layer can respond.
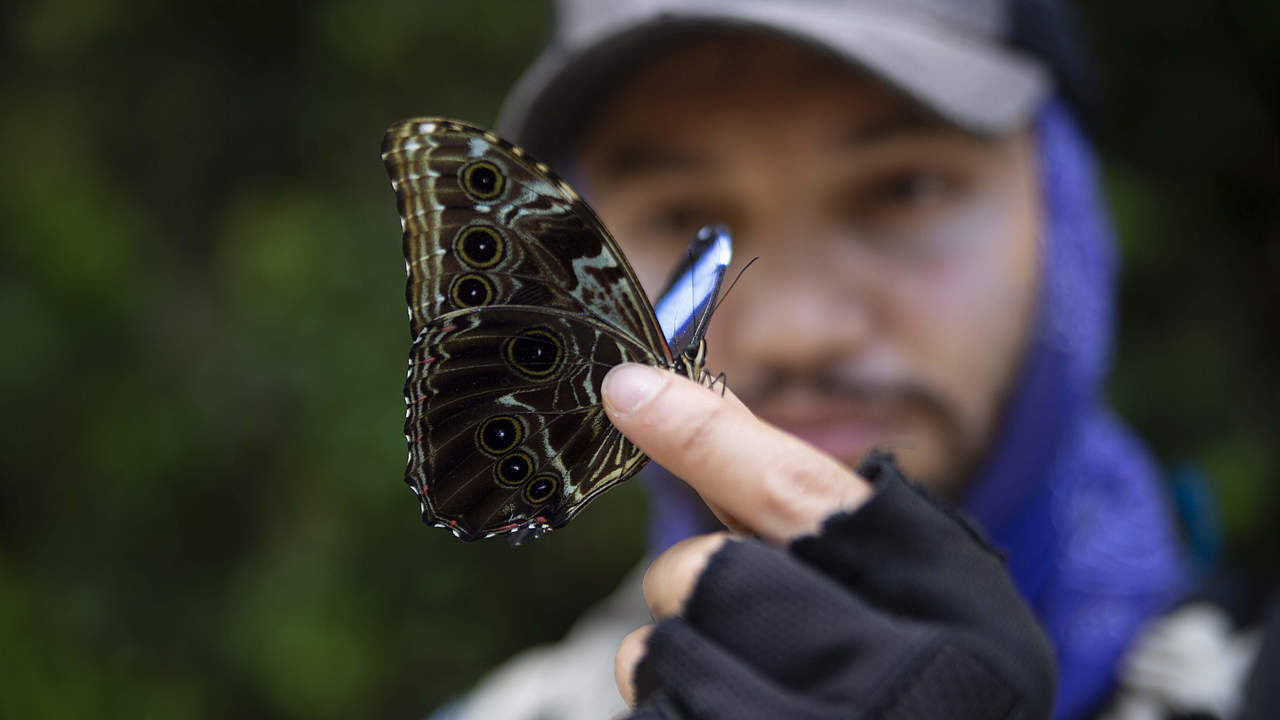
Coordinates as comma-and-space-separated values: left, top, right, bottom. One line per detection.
504, 328, 563, 379
523, 474, 559, 505
454, 225, 506, 268
449, 273, 494, 308
494, 450, 534, 488
476, 415, 524, 457
459, 160, 505, 200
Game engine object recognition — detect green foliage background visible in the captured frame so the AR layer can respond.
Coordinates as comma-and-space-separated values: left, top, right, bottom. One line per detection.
0, 1, 1275, 717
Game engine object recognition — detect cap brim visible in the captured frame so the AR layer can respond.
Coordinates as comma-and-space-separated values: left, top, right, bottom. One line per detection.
497, 5, 1050, 163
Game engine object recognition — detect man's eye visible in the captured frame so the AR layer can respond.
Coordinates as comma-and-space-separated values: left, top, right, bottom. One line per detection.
645, 204, 718, 238
840, 168, 962, 233
866, 171, 953, 207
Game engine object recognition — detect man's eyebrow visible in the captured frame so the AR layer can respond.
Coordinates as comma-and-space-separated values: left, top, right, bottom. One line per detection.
839, 108, 967, 148
597, 142, 717, 183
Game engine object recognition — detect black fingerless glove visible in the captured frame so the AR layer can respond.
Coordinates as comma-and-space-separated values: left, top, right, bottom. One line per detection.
630, 451, 1056, 720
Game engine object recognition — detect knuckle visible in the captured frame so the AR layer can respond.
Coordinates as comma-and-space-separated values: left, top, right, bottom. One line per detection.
758, 459, 835, 528
756, 470, 804, 524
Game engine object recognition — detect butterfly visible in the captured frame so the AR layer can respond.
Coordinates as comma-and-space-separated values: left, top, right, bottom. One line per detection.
381, 118, 731, 543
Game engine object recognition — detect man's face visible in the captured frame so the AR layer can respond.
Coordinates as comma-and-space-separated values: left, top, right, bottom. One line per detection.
577, 35, 1041, 494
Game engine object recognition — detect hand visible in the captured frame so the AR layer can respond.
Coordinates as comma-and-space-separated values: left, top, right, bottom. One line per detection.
601, 363, 874, 708
600, 363, 1055, 720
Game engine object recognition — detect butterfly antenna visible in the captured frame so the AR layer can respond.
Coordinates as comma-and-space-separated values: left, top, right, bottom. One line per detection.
710, 256, 759, 317
689, 244, 697, 331
699, 254, 752, 399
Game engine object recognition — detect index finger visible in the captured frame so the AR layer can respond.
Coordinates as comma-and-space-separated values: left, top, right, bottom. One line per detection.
602, 363, 872, 543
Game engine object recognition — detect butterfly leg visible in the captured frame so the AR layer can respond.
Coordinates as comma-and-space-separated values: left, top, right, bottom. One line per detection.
701, 369, 729, 397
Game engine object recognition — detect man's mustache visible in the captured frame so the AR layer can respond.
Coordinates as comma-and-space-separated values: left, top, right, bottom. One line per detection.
734, 367, 962, 441
737, 367, 927, 405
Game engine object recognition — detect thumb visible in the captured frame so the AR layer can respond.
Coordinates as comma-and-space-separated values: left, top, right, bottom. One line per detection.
601, 363, 871, 544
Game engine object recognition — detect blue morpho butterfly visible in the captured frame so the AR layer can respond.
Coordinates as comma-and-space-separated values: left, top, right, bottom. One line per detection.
382, 118, 731, 544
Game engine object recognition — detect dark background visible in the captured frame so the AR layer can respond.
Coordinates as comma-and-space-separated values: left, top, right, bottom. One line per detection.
1, 1, 1276, 717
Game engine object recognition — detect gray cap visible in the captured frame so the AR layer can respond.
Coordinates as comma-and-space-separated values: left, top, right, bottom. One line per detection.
496, 0, 1052, 163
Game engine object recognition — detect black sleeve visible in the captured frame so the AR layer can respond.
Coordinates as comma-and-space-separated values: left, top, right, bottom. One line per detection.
629, 451, 1057, 720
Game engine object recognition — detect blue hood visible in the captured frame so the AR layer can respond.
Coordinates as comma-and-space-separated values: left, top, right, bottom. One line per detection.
644, 98, 1187, 720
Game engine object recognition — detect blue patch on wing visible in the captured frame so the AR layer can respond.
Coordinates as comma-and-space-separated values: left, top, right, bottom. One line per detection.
654, 225, 732, 358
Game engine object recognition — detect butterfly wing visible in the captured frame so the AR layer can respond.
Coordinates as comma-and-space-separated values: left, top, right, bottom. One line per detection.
405, 306, 657, 540
382, 118, 669, 358
382, 118, 673, 541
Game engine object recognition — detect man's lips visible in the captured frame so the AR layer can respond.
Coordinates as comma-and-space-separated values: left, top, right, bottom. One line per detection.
751, 394, 908, 463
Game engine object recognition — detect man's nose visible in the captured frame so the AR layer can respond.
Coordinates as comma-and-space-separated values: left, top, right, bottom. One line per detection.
711, 234, 874, 373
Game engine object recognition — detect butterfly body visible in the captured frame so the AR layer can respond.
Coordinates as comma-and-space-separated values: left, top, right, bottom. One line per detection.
382, 118, 727, 542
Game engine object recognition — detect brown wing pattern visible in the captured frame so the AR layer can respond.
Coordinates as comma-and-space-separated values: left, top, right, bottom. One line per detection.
381, 118, 669, 361
382, 118, 677, 542
405, 306, 656, 541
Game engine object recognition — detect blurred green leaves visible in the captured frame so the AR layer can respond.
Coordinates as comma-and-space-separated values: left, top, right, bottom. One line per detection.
0, 2, 646, 717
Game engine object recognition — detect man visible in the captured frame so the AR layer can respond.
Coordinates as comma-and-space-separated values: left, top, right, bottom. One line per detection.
433, 1, 1185, 718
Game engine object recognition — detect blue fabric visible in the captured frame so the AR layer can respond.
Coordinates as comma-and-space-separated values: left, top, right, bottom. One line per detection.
643, 98, 1187, 719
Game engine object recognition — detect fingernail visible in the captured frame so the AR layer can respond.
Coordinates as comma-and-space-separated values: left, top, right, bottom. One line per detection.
603, 364, 666, 415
